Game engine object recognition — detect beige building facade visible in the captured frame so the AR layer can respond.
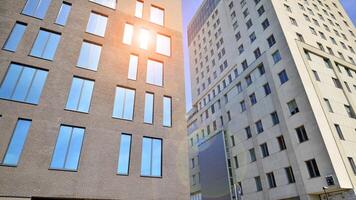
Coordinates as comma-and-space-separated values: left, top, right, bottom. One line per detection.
187, 0, 356, 199
0, 0, 189, 199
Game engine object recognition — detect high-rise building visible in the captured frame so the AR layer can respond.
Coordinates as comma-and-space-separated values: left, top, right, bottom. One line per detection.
0, 0, 188, 199
187, 0, 356, 199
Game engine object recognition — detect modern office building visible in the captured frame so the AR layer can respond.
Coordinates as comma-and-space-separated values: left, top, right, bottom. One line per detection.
187, 0, 356, 199
0, 0, 188, 199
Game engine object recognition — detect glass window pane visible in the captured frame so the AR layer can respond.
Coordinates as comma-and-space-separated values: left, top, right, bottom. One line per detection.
150, 6, 164, 26
0, 64, 22, 99
151, 139, 162, 176
55, 2, 71, 26
146, 60, 163, 86
123, 24, 133, 45
117, 134, 132, 175
23, 0, 51, 19
139, 28, 150, 49
141, 138, 152, 176
124, 89, 135, 120
163, 96, 172, 127
66, 77, 94, 113
43, 32, 61, 60
12, 67, 36, 102
77, 41, 102, 71
135, 1, 144, 18
89, 0, 116, 9
3, 22, 27, 52
77, 79, 94, 113
144, 93, 154, 124
66, 77, 83, 111
23, 0, 40, 16
30, 30, 61, 60
113, 87, 135, 120
3, 119, 31, 166
156, 34, 171, 56
86, 12, 108, 37
128, 54, 138, 80
64, 127, 84, 170
30, 30, 50, 58
26, 69, 48, 104
113, 87, 125, 118
50, 126, 72, 169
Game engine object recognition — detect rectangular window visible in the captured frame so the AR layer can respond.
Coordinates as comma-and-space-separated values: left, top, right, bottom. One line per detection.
263, 83, 271, 96
55, 2, 71, 26
156, 34, 171, 56
312, 70, 320, 81
150, 5, 164, 26
277, 135, 286, 150
141, 137, 162, 177
163, 96, 172, 127
135, 1, 144, 18
123, 23, 134, 45
113, 86, 135, 120
272, 50, 282, 64
30, 29, 61, 60
335, 124, 345, 140
0, 63, 48, 104
65, 77, 94, 113
260, 143, 269, 157
128, 54, 138, 80
240, 100, 246, 112
146, 59, 163, 86
86, 12, 108, 37
296, 126, 308, 143
139, 28, 150, 49
344, 105, 354, 118
144, 93, 154, 124
305, 159, 320, 178
249, 93, 257, 105
287, 99, 299, 115
266, 172, 276, 188
231, 135, 235, 146
77, 41, 102, 71
245, 126, 252, 139
285, 167, 296, 183
255, 120, 264, 134
324, 98, 333, 112
234, 155, 239, 168
255, 176, 262, 191
89, 0, 116, 9
3, 22, 27, 52
271, 111, 279, 125
278, 70, 289, 84
22, 0, 51, 19
348, 157, 356, 174
50, 125, 85, 171
249, 148, 256, 162
117, 134, 132, 175
2, 119, 31, 166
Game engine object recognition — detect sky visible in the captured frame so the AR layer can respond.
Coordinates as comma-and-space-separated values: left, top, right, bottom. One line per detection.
182, 0, 356, 112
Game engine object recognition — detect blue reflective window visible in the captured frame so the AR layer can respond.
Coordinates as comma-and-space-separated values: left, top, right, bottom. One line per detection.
22, 0, 52, 19
65, 77, 94, 113
2, 119, 32, 166
113, 87, 135, 120
163, 96, 172, 127
30, 29, 61, 60
89, 0, 116, 9
86, 12, 108, 37
3, 22, 27, 52
55, 2, 71, 26
117, 134, 132, 175
272, 50, 282, 64
144, 93, 154, 124
77, 41, 102, 71
141, 137, 162, 177
0, 63, 48, 104
50, 125, 85, 171
278, 70, 289, 85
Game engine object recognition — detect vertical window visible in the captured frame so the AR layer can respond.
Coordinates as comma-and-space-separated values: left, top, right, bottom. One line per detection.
245, 126, 252, 139
334, 124, 345, 140
117, 134, 132, 175
285, 167, 296, 183
22, 0, 52, 19
344, 105, 354, 118
260, 143, 269, 157
123, 23, 134, 45
55, 2, 71, 26
278, 70, 289, 84
296, 126, 308, 143
324, 98, 333, 112
128, 54, 138, 80
240, 100, 246, 112
141, 137, 162, 177
156, 34, 171, 56
266, 172, 276, 188
144, 93, 154, 124
249, 93, 257, 105
50, 125, 85, 171
348, 157, 356, 174
312, 70, 320, 81
150, 5, 164, 26
2, 119, 31, 166
113, 87, 135, 120
230, 135, 235, 146
163, 96, 172, 127
3, 22, 27, 52
139, 28, 150, 49
135, 1, 144, 18
233, 155, 238, 168
30, 29, 61, 60
65, 77, 94, 113
0, 63, 48, 104
249, 148, 256, 162
89, 0, 116, 9
146, 59, 163, 86
305, 159, 320, 178
271, 111, 279, 125
255, 120, 264, 134
255, 176, 262, 191
272, 50, 282, 64
263, 83, 271, 96
277, 135, 286, 150
77, 41, 102, 71
287, 99, 299, 115
86, 12, 108, 37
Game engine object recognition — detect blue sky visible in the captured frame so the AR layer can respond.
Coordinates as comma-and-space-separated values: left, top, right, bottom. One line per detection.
182, 0, 356, 111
